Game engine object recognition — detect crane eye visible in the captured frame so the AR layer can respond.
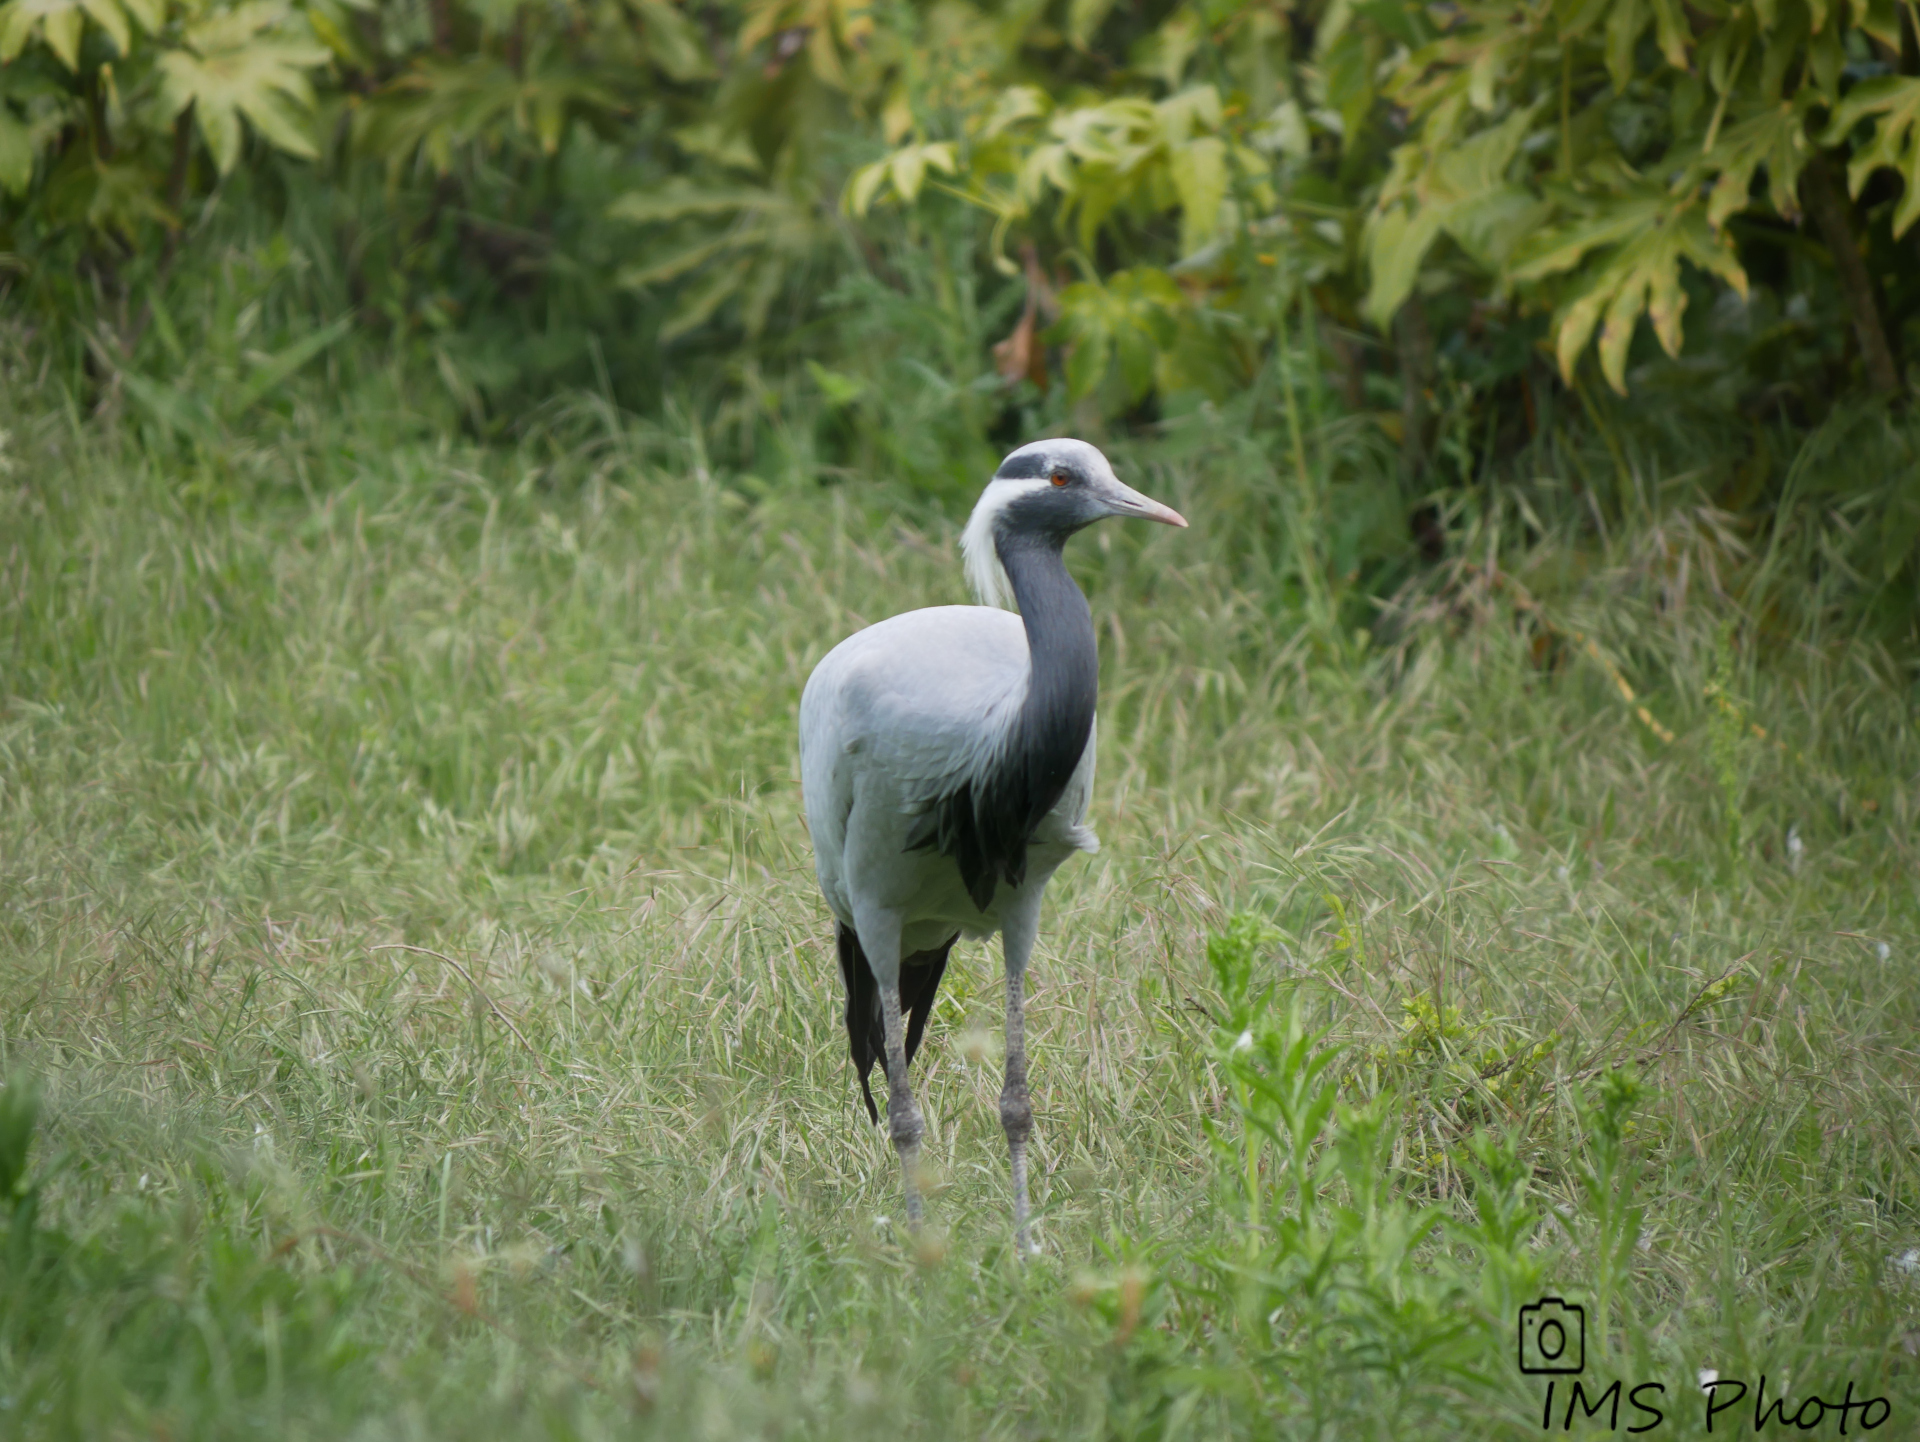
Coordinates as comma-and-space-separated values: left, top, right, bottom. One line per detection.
1050, 470, 1070, 486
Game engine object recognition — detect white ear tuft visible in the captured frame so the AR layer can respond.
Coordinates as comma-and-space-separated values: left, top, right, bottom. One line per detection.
961, 480, 1037, 608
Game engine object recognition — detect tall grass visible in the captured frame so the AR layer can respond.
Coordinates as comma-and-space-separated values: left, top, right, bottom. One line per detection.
1, 353, 1917, 1439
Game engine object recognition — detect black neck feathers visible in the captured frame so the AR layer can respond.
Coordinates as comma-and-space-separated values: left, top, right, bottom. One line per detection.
904, 519, 1097, 910
997, 528, 1099, 838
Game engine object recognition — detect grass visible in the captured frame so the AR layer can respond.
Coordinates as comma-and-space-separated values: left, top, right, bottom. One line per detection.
1, 353, 1917, 1441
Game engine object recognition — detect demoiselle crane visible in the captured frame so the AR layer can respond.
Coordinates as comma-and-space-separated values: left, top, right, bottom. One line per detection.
799, 439, 1186, 1252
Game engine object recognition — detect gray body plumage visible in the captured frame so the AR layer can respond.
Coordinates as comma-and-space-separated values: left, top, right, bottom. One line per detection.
800, 605, 1098, 971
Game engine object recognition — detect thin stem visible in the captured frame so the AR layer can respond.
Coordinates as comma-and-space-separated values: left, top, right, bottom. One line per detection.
1701, 38, 1748, 154
1560, 42, 1573, 176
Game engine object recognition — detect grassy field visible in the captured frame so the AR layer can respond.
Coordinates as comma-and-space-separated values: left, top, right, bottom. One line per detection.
2, 365, 1917, 1440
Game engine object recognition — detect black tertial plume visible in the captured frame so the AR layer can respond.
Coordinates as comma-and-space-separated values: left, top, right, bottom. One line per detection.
836, 923, 956, 1123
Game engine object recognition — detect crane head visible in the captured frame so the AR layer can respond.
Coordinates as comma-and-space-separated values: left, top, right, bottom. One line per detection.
962, 439, 1186, 607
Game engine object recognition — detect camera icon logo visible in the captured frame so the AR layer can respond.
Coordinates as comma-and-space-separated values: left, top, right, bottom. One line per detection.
1517, 1297, 1586, 1375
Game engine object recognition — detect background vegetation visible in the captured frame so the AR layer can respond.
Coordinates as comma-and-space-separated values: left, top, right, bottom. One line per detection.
2, 0, 1919, 1436
4, 0, 1920, 524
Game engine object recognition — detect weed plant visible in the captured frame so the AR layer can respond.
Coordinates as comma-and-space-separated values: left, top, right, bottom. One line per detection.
1, 349, 1917, 1439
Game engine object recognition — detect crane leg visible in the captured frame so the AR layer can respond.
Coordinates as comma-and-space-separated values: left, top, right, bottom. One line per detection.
1002, 965, 1036, 1256
877, 979, 925, 1227
854, 906, 926, 1228
1000, 900, 1040, 1258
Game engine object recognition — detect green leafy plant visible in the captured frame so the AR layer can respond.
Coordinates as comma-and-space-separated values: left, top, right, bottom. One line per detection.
0, 0, 330, 240
1569, 1066, 1651, 1355
1158, 917, 1536, 1429
1368, 0, 1916, 395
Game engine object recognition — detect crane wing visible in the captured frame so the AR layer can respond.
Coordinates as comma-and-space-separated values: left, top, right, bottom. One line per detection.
801, 605, 1095, 916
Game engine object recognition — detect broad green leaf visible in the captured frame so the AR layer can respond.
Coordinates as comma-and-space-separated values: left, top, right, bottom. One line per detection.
61, 156, 175, 240
231, 314, 352, 413
1051, 97, 1152, 164
1757, 6, 1808, 102
1015, 141, 1073, 208
185, 1, 294, 53
1854, 0, 1904, 47
1445, 185, 1551, 270
0, 105, 32, 194
1701, 17, 1755, 96
1134, 8, 1201, 89
1467, 35, 1507, 113
887, 140, 956, 203
1171, 134, 1225, 256
1051, 267, 1181, 400
1826, 76, 1920, 236
805, 360, 864, 407
1363, 201, 1443, 327
532, 89, 563, 153
158, 4, 328, 173
1557, 0, 1614, 41
630, 0, 712, 82
359, 57, 617, 173
879, 87, 911, 145
978, 86, 1046, 142
1252, 99, 1310, 159
1510, 195, 1667, 282
189, 73, 243, 169
0, 6, 30, 61
1354, 0, 1435, 49
43, 4, 82, 67
670, 120, 762, 173
844, 159, 888, 216
736, 0, 791, 52
804, 22, 845, 90
1604, 0, 1647, 92
1431, 103, 1535, 196
1809, 19, 1845, 99
1067, 0, 1115, 50
76, 0, 125, 54
1363, 105, 1538, 323
303, 0, 364, 63
610, 184, 786, 224
1648, 0, 1690, 69
1155, 85, 1221, 145
618, 230, 747, 287
1699, 98, 1812, 227
1320, 22, 1377, 140
829, 0, 872, 52
836, 140, 963, 209
2, 0, 151, 53
658, 255, 751, 341
1548, 201, 1747, 391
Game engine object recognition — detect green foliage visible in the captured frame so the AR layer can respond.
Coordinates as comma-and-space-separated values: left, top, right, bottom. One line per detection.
1831, 76, 1920, 235
1569, 1067, 1651, 1350
0, 0, 329, 239
5, 0, 1917, 565
1367, 0, 1920, 393
1206, 911, 1284, 1022
1169, 964, 1537, 1430
1380, 992, 1472, 1065
158, 1, 328, 173
843, 0, 1917, 425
